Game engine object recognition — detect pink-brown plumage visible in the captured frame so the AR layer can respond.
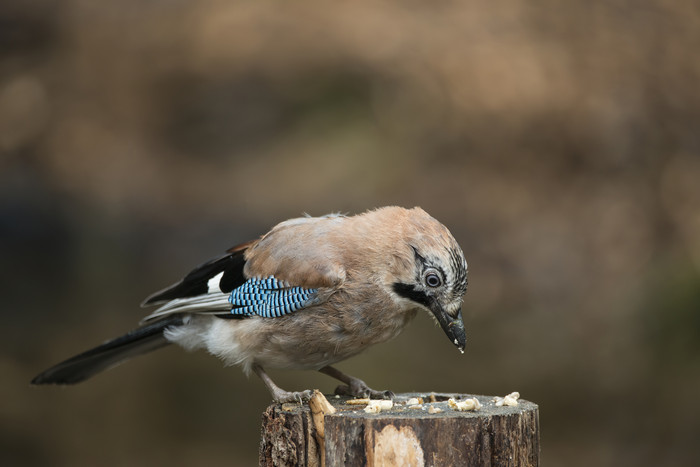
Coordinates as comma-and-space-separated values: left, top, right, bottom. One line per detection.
32, 206, 468, 402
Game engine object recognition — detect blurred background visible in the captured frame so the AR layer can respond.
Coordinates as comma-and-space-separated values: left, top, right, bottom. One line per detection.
2, 0, 700, 465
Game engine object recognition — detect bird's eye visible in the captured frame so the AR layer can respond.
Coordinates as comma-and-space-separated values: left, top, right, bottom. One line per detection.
424, 271, 442, 288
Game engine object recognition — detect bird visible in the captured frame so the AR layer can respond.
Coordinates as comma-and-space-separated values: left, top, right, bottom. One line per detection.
31, 206, 468, 402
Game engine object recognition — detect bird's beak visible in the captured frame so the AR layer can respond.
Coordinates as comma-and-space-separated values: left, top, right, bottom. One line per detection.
431, 305, 466, 353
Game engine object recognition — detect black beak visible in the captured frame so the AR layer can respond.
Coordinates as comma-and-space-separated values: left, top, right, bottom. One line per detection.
391, 282, 467, 352
431, 305, 466, 353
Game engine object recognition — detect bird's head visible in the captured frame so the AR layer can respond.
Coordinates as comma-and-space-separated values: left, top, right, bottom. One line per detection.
389, 208, 468, 353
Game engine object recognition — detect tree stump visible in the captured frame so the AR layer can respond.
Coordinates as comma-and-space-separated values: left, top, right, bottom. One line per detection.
259, 392, 539, 467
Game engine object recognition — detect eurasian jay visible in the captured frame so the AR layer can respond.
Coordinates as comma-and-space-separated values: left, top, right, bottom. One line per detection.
32, 206, 468, 402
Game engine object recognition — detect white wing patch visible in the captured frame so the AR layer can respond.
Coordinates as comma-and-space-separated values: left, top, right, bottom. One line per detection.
207, 271, 224, 294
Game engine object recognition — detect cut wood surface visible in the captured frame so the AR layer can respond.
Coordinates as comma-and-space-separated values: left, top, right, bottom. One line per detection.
259, 392, 539, 467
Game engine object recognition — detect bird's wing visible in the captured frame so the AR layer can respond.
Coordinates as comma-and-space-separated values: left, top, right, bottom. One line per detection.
242, 214, 347, 289
224, 275, 321, 319
141, 215, 347, 322
143, 241, 253, 306
140, 242, 252, 322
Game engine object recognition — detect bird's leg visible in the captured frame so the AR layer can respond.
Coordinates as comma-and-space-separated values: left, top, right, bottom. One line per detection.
252, 363, 312, 403
319, 365, 394, 399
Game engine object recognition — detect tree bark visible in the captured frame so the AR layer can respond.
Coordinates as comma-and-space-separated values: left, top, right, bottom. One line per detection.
259, 393, 539, 467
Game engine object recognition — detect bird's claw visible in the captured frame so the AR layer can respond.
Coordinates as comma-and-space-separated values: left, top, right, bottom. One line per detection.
273, 389, 313, 404
373, 389, 395, 400
334, 382, 393, 400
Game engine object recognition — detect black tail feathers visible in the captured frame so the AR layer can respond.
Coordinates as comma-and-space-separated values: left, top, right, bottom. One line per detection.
31, 315, 184, 385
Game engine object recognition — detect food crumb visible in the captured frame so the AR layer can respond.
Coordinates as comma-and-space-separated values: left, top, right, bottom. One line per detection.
493, 392, 520, 407
448, 397, 481, 411
346, 398, 370, 406
364, 399, 394, 413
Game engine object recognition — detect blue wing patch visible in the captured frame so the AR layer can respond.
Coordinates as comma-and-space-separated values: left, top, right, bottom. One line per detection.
228, 276, 318, 318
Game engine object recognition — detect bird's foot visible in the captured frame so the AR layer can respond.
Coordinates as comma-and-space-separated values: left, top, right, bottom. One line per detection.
253, 363, 313, 404
272, 388, 313, 404
334, 380, 394, 400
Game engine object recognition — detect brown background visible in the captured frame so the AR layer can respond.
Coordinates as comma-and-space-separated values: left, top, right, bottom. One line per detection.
2, 1, 700, 465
